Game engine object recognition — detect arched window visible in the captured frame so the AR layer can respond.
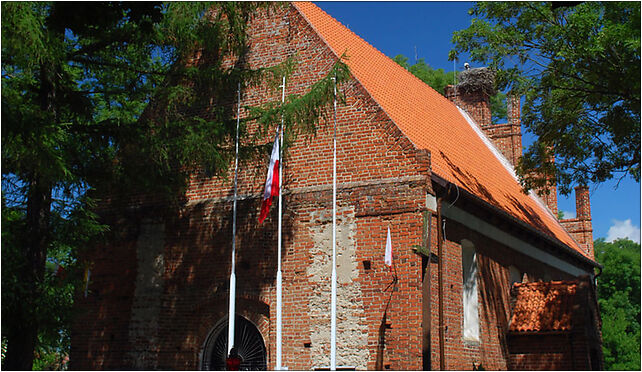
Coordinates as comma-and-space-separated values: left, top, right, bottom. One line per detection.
201, 315, 267, 370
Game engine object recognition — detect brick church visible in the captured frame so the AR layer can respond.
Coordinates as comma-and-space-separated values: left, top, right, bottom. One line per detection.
71, 3, 603, 370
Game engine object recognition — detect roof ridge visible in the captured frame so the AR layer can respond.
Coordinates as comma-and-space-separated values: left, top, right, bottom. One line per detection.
293, 2, 420, 150
292, 2, 446, 101
455, 106, 582, 248
292, 1, 592, 261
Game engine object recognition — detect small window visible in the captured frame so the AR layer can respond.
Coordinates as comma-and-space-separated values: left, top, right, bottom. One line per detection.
462, 240, 479, 341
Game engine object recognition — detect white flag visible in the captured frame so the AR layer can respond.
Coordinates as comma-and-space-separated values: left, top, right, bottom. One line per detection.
384, 227, 392, 267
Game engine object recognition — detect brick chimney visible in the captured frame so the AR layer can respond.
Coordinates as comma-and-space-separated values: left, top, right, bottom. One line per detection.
501, 95, 523, 168
540, 183, 559, 219
444, 67, 493, 127
444, 68, 523, 168
575, 185, 591, 220
537, 152, 559, 218
560, 186, 594, 259
507, 95, 520, 126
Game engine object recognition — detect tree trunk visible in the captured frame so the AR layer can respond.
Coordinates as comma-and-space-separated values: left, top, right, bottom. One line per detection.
4, 61, 55, 370
4, 175, 52, 370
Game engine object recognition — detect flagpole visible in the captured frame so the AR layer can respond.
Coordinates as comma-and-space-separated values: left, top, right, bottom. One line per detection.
276, 76, 286, 370
330, 76, 338, 371
228, 82, 241, 354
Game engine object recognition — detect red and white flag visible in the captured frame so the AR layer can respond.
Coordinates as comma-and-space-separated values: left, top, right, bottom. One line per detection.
385, 227, 392, 267
259, 129, 280, 223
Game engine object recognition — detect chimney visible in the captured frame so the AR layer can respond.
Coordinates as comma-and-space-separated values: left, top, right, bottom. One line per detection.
541, 184, 559, 218
446, 69, 527, 170
507, 94, 521, 127
575, 186, 594, 258
560, 185, 594, 259
505, 94, 523, 167
537, 152, 558, 217
444, 67, 495, 127
575, 185, 591, 220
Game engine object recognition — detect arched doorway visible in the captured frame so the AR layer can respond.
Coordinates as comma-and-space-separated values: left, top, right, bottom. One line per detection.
201, 315, 267, 370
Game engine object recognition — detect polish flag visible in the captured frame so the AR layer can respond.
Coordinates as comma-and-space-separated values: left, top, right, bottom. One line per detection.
259, 129, 280, 223
385, 227, 393, 267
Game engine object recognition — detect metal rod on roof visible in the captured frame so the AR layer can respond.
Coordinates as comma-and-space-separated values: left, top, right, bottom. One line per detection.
453, 59, 457, 85
228, 82, 241, 355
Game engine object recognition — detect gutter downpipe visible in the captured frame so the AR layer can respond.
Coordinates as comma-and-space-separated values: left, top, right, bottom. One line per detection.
593, 265, 602, 288
437, 196, 445, 370
422, 210, 433, 370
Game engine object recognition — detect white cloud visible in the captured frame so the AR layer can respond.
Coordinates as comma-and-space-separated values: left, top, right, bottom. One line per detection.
606, 219, 641, 243
561, 210, 576, 219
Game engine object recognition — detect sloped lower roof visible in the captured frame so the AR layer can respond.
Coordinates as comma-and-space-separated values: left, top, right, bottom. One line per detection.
509, 280, 586, 332
294, 2, 589, 259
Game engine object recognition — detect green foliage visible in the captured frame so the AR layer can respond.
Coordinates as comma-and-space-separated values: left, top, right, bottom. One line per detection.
393, 54, 507, 122
1, 2, 348, 368
2, 194, 102, 369
557, 209, 565, 220
450, 2, 641, 195
393, 54, 456, 95
489, 93, 507, 123
594, 238, 641, 370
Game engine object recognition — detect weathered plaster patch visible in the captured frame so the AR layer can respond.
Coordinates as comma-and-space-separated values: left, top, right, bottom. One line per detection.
126, 221, 166, 369
307, 207, 368, 369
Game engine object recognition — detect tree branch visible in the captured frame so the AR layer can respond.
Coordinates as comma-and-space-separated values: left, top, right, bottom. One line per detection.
70, 56, 168, 77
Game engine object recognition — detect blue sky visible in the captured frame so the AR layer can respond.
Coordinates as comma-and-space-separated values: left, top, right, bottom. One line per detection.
316, 1, 641, 242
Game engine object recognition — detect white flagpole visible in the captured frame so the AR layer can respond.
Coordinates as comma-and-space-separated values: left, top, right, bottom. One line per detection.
276, 76, 286, 370
228, 82, 241, 354
330, 77, 338, 371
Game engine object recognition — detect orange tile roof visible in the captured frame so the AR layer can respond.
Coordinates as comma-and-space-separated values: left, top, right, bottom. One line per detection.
509, 280, 582, 332
293, 2, 590, 259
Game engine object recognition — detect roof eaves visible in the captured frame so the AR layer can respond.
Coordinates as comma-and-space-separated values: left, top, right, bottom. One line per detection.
432, 172, 600, 269
455, 106, 594, 260
455, 106, 586, 249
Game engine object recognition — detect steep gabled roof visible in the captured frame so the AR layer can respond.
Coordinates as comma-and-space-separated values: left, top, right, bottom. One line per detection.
294, 2, 590, 259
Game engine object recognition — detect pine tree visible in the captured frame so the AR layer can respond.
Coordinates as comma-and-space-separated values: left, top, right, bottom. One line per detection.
1, 2, 348, 368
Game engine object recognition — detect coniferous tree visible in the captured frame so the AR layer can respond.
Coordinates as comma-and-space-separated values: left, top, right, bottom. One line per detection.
1, 2, 348, 368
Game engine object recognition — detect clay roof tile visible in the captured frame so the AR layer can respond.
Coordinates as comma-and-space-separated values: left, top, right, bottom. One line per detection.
293, 2, 590, 258
509, 280, 583, 332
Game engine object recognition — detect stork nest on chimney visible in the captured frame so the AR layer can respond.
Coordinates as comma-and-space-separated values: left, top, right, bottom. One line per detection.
457, 67, 497, 96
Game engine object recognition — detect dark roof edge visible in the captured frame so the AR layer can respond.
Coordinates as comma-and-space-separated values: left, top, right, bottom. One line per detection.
431, 173, 601, 269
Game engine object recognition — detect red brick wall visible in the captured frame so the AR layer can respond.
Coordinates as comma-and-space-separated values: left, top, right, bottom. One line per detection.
72, 5, 430, 370
428, 216, 574, 370
508, 330, 596, 369
71, 238, 137, 369
70, 5, 593, 371
508, 334, 577, 370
